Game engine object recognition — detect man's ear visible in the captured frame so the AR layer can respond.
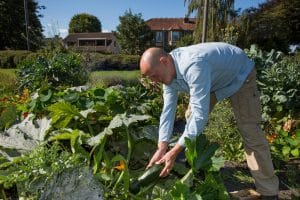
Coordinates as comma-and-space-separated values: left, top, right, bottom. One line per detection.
159, 56, 169, 66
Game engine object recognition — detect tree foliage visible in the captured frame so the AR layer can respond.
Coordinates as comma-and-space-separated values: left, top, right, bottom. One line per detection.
115, 10, 153, 55
0, 0, 44, 50
237, 0, 300, 52
69, 13, 102, 33
184, 0, 236, 42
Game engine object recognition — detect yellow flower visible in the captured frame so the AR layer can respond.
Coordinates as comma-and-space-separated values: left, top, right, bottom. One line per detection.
114, 160, 125, 171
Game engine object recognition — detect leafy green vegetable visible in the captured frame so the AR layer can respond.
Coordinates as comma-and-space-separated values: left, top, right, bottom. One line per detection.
48, 101, 83, 128
185, 134, 223, 172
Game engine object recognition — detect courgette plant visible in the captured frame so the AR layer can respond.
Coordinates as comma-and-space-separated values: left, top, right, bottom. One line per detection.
169, 134, 228, 200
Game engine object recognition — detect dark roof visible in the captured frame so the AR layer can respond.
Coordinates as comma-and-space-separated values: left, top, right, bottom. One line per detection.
146, 18, 196, 31
63, 32, 115, 42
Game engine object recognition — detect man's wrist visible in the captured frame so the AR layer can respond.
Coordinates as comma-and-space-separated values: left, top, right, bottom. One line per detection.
170, 143, 184, 156
157, 141, 168, 151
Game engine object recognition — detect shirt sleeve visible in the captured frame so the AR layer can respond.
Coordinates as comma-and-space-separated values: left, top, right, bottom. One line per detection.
177, 60, 211, 146
158, 85, 178, 143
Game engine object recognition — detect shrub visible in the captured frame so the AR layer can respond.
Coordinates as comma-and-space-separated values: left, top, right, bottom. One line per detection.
176, 34, 194, 48
0, 50, 32, 68
16, 52, 89, 91
246, 45, 300, 161
258, 59, 300, 121
83, 53, 139, 71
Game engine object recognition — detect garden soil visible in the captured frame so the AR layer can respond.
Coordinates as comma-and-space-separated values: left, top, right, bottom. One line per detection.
221, 160, 300, 200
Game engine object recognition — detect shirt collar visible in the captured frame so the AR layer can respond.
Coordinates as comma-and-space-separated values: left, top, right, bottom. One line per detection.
170, 53, 183, 80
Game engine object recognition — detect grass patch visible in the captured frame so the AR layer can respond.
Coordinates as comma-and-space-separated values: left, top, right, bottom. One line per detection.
88, 70, 140, 87
0, 69, 17, 96
0, 69, 141, 96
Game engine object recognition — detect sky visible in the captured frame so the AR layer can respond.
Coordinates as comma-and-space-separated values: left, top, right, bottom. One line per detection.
37, 0, 267, 38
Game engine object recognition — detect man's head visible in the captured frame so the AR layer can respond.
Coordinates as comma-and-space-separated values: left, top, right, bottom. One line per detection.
140, 47, 176, 85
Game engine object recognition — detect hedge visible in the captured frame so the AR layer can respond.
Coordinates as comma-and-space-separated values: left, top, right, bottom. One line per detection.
0, 50, 34, 68
0, 50, 140, 71
83, 53, 140, 71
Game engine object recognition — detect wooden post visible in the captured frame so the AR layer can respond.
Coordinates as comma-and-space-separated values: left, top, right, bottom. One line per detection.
202, 0, 209, 43
23, 0, 30, 50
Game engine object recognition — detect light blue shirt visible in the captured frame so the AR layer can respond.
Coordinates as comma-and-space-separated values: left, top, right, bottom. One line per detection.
159, 42, 254, 146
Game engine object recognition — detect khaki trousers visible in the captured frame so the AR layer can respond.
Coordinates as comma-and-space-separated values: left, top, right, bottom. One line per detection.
185, 69, 279, 195
229, 69, 279, 196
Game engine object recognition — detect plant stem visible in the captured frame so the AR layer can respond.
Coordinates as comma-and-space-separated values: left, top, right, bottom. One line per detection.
126, 127, 132, 163
85, 119, 95, 135
180, 169, 194, 186
1, 187, 7, 200
112, 171, 125, 191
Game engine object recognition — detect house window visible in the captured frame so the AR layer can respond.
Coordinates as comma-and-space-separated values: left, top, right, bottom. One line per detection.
156, 31, 163, 42
171, 31, 180, 42
79, 40, 95, 46
96, 39, 105, 46
78, 38, 107, 46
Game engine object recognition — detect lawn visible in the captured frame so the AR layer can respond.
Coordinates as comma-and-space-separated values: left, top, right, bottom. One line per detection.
88, 70, 140, 87
0, 69, 17, 96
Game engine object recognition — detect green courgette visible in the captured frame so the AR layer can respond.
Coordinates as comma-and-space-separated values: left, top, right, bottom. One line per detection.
129, 164, 163, 194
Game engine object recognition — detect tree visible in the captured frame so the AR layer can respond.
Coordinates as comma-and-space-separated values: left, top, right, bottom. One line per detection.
176, 34, 194, 48
237, 0, 300, 52
0, 0, 44, 50
184, 0, 236, 42
115, 10, 153, 55
69, 13, 102, 33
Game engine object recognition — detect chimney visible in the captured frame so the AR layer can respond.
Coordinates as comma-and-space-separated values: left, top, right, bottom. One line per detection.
184, 17, 189, 23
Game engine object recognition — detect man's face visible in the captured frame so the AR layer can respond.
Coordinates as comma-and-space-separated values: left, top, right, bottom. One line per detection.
145, 67, 164, 83
140, 57, 174, 85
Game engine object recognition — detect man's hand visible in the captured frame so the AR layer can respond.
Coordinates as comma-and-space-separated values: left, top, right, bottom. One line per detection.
156, 144, 183, 177
147, 141, 168, 168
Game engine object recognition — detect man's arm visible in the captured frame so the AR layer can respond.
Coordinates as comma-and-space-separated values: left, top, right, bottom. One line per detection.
147, 85, 178, 168
158, 85, 178, 143
177, 61, 211, 146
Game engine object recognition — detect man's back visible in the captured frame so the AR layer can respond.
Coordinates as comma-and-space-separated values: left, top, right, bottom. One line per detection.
169, 42, 254, 100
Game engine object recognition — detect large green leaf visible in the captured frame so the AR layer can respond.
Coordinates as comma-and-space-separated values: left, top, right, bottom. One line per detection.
50, 129, 90, 158
88, 114, 151, 150
48, 102, 83, 128
87, 128, 113, 146
63, 92, 80, 103
108, 113, 151, 129
194, 173, 229, 199
185, 134, 221, 172
0, 114, 51, 160
291, 148, 299, 157
40, 167, 104, 200
170, 181, 196, 200
39, 89, 53, 102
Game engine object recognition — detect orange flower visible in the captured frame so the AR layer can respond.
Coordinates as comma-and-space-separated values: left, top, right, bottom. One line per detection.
114, 160, 126, 171
266, 133, 278, 144
0, 97, 9, 102
19, 88, 30, 103
23, 112, 29, 118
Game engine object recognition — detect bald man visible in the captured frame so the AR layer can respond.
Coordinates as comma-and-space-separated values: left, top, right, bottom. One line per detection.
140, 42, 279, 199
